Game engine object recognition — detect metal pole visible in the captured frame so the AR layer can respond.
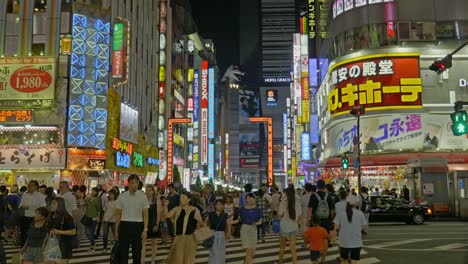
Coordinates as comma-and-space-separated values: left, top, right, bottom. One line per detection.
450, 41, 468, 56
357, 114, 362, 193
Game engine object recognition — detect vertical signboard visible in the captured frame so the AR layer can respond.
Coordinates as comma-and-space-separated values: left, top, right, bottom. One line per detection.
293, 34, 302, 124
301, 133, 311, 160
208, 68, 215, 139
192, 70, 199, 165
208, 143, 214, 180
301, 34, 310, 124
201, 61, 209, 165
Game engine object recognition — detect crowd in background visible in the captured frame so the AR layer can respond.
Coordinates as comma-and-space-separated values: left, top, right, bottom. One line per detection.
0, 178, 411, 264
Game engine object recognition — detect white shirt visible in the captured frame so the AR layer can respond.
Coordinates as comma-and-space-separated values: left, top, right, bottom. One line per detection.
334, 209, 367, 248
19, 191, 46, 217
301, 192, 312, 218
116, 190, 149, 222
271, 192, 281, 212
104, 200, 117, 222
57, 191, 77, 215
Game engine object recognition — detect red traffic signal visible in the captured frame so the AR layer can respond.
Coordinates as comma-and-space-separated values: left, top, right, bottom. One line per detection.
429, 54, 452, 74
350, 105, 365, 117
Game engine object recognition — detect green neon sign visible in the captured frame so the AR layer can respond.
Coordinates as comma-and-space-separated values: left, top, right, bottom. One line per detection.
113, 23, 124, 51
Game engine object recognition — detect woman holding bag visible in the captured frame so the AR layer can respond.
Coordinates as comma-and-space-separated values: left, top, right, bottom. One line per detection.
205, 199, 231, 264
46, 197, 76, 264
21, 207, 49, 264
164, 191, 203, 264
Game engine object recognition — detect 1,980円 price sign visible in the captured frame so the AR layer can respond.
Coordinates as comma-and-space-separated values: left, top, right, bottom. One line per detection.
0, 57, 55, 103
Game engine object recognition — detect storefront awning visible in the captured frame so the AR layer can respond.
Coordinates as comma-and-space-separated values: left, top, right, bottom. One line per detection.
321, 152, 468, 168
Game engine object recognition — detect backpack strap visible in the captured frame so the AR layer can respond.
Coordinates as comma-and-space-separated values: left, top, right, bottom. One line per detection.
313, 192, 321, 201
324, 193, 328, 201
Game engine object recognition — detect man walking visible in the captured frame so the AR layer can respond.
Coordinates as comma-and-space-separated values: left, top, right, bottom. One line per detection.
18, 180, 46, 247
94, 184, 108, 239
307, 179, 335, 264
57, 181, 80, 248
301, 183, 313, 233
115, 174, 149, 264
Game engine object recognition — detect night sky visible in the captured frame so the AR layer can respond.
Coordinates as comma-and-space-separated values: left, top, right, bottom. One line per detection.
189, 0, 240, 74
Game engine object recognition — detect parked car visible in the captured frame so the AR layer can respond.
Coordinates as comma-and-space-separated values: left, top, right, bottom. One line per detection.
369, 195, 432, 224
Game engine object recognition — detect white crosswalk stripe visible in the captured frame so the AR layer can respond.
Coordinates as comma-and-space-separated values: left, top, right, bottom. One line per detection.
4, 233, 381, 263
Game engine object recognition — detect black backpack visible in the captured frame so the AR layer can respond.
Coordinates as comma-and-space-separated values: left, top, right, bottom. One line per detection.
360, 193, 370, 213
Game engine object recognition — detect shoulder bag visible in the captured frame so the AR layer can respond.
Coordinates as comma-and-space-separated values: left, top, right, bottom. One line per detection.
200, 213, 226, 249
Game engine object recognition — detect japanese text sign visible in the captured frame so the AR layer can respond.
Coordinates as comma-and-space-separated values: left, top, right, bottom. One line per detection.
0, 148, 65, 169
327, 53, 422, 117
0, 110, 33, 123
0, 57, 55, 103
112, 138, 133, 154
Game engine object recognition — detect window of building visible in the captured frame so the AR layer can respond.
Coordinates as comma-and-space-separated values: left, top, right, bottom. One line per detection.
436, 21, 456, 39
5, 0, 20, 56
457, 21, 468, 40
398, 21, 436, 41
32, 0, 48, 56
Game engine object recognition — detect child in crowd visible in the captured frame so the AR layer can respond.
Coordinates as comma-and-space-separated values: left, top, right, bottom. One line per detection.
303, 214, 330, 264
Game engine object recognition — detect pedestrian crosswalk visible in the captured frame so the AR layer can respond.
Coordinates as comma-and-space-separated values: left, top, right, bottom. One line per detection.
4, 233, 380, 264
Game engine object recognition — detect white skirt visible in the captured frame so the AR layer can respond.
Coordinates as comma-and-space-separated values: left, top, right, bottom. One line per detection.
240, 224, 258, 249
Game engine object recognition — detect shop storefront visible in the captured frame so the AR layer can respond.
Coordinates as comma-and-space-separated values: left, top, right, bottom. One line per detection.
0, 146, 65, 189
63, 148, 107, 187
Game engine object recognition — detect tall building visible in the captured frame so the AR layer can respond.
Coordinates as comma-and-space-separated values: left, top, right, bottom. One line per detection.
315, 0, 468, 217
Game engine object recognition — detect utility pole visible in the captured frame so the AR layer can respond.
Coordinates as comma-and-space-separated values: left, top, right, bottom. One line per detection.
350, 105, 365, 192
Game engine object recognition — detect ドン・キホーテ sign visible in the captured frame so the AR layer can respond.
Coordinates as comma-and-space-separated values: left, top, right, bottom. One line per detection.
327, 53, 422, 117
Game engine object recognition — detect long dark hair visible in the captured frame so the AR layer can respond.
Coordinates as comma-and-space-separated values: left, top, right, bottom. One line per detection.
286, 187, 296, 220
47, 197, 72, 229
346, 202, 353, 223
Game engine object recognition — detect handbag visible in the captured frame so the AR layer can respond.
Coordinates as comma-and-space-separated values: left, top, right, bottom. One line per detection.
110, 240, 120, 264
80, 215, 93, 226
272, 218, 280, 234
200, 214, 226, 249
193, 226, 212, 242
43, 234, 62, 261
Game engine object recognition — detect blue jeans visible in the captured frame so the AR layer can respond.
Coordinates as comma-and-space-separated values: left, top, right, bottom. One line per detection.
85, 220, 97, 246
103, 221, 115, 249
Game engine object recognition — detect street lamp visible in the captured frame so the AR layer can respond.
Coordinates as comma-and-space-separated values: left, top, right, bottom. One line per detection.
429, 41, 468, 74
350, 105, 365, 192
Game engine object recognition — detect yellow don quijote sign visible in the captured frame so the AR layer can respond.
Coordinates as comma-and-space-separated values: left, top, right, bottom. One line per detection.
327, 53, 422, 117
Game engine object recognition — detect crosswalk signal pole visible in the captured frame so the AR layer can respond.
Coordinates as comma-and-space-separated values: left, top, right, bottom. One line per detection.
350, 105, 365, 193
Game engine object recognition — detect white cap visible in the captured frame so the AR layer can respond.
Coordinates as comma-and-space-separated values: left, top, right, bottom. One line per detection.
346, 194, 360, 205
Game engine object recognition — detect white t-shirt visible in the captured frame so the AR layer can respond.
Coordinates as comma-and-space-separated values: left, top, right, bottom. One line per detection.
301, 192, 311, 218
19, 191, 46, 217
104, 200, 117, 222
334, 209, 367, 248
57, 191, 77, 215
116, 190, 150, 222
279, 194, 302, 233
335, 200, 347, 217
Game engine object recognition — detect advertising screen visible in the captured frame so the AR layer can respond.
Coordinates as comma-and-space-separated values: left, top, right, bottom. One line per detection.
119, 103, 138, 144
201, 61, 209, 164
266, 90, 278, 106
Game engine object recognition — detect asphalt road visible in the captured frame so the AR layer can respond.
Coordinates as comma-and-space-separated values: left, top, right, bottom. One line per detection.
363, 221, 468, 264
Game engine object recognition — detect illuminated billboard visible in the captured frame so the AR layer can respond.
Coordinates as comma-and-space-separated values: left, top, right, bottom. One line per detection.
68, 14, 110, 149
208, 68, 215, 139
201, 61, 209, 165
0, 57, 55, 108
326, 53, 422, 117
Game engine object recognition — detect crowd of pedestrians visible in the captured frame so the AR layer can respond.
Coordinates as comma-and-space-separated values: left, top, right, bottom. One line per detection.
1, 176, 412, 264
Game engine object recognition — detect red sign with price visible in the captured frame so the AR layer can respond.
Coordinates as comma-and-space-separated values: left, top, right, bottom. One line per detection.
0, 57, 55, 101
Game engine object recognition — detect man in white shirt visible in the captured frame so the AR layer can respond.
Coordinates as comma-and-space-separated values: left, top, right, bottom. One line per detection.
18, 180, 46, 247
57, 181, 79, 217
115, 174, 149, 264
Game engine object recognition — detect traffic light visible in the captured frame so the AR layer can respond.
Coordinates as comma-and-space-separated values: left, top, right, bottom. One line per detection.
350, 105, 365, 117
429, 54, 452, 74
451, 110, 468, 136
341, 157, 349, 169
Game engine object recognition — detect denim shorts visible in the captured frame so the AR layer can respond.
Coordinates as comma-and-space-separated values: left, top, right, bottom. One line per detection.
23, 247, 45, 263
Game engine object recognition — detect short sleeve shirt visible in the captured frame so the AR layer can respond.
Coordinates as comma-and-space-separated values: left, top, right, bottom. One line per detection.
57, 191, 77, 216
116, 190, 150, 222
334, 209, 367, 248
239, 207, 261, 225
19, 191, 46, 217
308, 191, 335, 219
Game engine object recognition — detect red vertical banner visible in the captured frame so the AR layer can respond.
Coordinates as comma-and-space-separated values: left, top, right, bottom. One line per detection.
112, 50, 123, 78
201, 60, 209, 165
